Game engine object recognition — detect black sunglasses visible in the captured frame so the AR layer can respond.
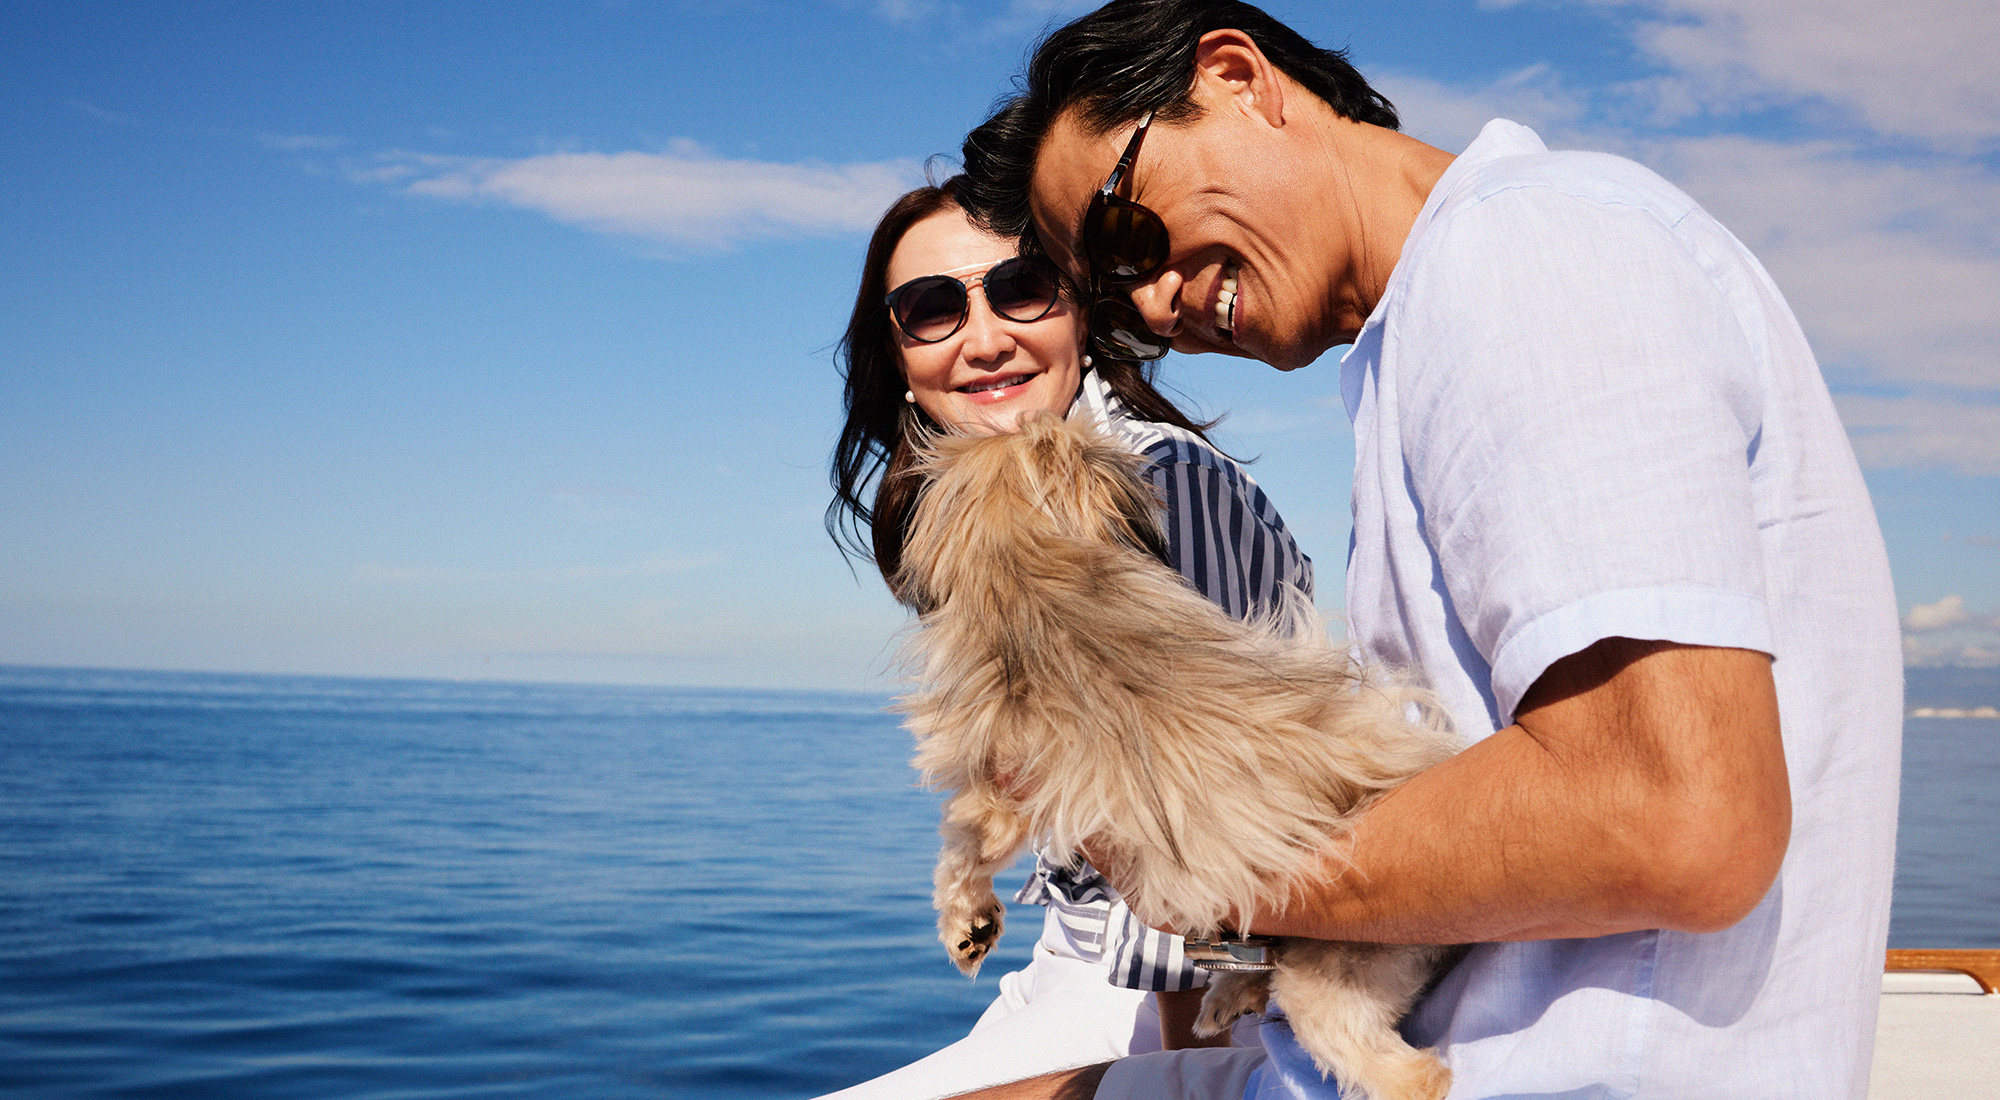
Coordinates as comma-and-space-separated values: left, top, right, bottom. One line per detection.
1081, 110, 1172, 361
885, 256, 1063, 344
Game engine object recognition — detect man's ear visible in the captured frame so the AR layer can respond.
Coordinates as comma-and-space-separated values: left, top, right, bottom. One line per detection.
1193, 28, 1286, 128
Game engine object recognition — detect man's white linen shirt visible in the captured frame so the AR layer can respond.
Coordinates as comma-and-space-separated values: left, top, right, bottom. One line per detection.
1301, 120, 1903, 1099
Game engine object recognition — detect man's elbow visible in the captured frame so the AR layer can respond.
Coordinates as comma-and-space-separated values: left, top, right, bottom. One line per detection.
1638, 796, 1791, 934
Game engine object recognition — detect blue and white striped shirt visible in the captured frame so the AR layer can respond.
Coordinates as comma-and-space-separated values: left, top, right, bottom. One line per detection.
1012, 370, 1314, 993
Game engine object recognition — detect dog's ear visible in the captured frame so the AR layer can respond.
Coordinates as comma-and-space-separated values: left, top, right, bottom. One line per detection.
896, 414, 1174, 608
1080, 442, 1172, 568
1022, 414, 1171, 568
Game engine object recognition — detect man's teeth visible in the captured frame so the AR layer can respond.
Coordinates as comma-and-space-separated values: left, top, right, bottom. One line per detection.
1217, 269, 1239, 333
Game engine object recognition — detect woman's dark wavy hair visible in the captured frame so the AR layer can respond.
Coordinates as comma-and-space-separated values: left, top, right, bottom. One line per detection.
827, 176, 1215, 600
960, 0, 1399, 240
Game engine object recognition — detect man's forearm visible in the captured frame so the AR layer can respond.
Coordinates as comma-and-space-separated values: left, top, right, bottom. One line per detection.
1248, 641, 1790, 945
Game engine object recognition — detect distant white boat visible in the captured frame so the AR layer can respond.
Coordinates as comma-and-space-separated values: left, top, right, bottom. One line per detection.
1871, 950, 2000, 1098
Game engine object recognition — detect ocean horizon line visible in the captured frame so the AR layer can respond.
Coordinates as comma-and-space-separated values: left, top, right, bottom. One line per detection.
0, 660, 900, 702
3, 659, 1996, 713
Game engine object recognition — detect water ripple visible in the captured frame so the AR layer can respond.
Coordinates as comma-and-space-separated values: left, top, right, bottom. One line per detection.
1, 664, 1985, 1098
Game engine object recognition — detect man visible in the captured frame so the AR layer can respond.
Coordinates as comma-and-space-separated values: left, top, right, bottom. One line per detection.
950, 2, 1902, 1098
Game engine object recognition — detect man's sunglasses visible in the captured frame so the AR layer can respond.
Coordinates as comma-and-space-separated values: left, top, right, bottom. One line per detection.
1081, 110, 1172, 361
885, 256, 1063, 344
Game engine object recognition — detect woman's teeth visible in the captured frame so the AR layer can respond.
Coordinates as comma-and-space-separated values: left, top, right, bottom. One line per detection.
1217, 267, 1238, 335
963, 375, 1028, 394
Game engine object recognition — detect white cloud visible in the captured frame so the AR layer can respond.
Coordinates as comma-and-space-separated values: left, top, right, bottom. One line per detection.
1903, 634, 2000, 668
1377, 54, 2000, 478
1444, 0, 2000, 150
1375, 67, 1595, 153
1901, 596, 2000, 667
1904, 594, 1972, 632
370, 142, 923, 250
1834, 395, 2000, 477
1625, 135, 2000, 395
1904, 638, 2000, 668
846, 0, 1095, 43
1610, 0, 2000, 152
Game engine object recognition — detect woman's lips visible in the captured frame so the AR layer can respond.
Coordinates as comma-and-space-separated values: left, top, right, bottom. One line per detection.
960, 374, 1033, 395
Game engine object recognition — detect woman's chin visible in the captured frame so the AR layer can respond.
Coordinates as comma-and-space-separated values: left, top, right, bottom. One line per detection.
935, 370, 1080, 435
946, 399, 1040, 436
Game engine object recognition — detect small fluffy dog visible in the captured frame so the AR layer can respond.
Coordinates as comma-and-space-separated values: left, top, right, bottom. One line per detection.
895, 413, 1462, 1100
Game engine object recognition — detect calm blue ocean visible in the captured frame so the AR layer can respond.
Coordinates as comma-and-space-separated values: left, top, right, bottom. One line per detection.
0, 663, 1993, 1099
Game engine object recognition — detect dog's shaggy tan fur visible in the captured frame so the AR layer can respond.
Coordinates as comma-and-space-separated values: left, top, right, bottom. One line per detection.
895, 413, 1462, 1100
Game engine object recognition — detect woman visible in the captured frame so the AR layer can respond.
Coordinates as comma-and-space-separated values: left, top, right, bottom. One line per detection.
823, 179, 1312, 1098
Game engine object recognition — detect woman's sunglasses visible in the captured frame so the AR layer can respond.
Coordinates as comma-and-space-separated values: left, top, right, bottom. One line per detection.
1081, 110, 1172, 361
885, 256, 1063, 344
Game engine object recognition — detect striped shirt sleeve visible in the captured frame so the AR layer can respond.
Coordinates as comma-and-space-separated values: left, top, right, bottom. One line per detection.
1092, 440, 1314, 991
1137, 440, 1315, 621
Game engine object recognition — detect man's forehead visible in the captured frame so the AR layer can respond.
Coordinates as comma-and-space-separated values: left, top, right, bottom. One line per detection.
1027, 111, 1118, 278
1026, 195, 1082, 281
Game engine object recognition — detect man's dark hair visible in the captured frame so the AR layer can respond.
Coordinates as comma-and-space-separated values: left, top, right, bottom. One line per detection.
961, 0, 1399, 240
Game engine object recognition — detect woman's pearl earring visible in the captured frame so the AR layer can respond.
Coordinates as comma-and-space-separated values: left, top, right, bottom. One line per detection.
1082, 354, 1093, 368
904, 390, 916, 404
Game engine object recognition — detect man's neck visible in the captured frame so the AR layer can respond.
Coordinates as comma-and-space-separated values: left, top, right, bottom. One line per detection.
1323, 117, 1456, 334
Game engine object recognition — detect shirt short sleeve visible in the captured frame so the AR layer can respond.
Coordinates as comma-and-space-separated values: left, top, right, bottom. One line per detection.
1391, 184, 1775, 721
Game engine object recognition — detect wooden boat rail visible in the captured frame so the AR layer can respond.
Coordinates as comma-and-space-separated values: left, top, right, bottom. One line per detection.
1885, 949, 2000, 994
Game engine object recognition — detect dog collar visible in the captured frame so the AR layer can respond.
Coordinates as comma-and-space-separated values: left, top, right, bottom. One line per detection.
1185, 935, 1278, 972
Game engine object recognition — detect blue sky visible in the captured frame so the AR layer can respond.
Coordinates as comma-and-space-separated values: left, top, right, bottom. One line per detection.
3, 0, 1996, 691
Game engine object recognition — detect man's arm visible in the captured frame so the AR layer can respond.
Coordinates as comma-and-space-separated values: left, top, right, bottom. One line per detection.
1251, 638, 1790, 944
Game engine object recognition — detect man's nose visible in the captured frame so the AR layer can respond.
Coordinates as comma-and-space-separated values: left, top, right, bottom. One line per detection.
1125, 269, 1185, 339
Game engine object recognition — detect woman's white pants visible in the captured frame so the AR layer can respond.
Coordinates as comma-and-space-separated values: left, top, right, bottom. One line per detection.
814, 908, 1160, 1100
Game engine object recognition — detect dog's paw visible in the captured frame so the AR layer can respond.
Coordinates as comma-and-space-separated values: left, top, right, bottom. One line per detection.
1328, 1047, 1450, 1100
1195, 973, 1272, 1037
939, 896, 1005, 976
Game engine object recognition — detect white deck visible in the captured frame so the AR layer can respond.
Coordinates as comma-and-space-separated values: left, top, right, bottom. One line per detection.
1869, 969, 2000, 1098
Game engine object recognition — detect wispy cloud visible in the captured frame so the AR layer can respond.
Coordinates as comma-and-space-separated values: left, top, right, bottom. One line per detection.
1834, 395, 2000, 477
360, 141, 923, 250
857, 0, 1093, 38
64, 99, 131, 126
1906, 594, 1973, 632
1901, 594, 2000, 667
1904, 634, 2000, 668
863, 0, 944, 23
354, 550, 724, 586
1378, 0, 2000, 478
545, 483, 651, 524
259, 133, 348, 152
1609, 0, 2000, 153
1478, 0, 2000, 149
1213, 403, 1348, 437
1628, 135, 2000, 397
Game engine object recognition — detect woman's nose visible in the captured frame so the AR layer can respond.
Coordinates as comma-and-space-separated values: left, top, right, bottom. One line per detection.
958, 290, 1017, 361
